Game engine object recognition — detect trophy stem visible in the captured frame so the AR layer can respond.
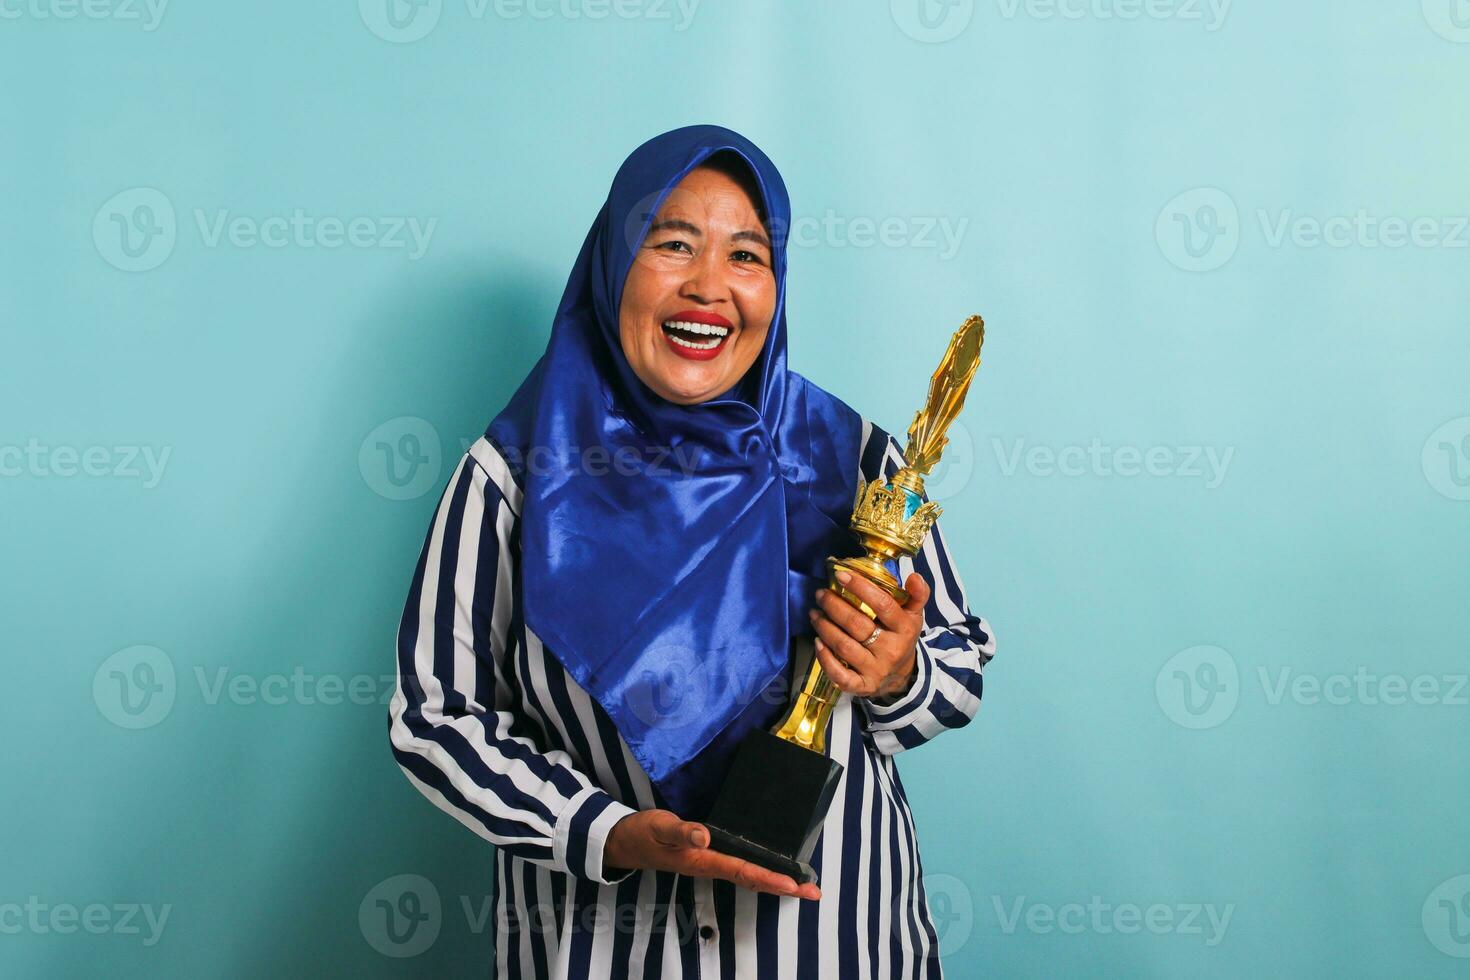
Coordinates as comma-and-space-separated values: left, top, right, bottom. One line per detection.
772, 657, 840, 754
771, 558, 909, 753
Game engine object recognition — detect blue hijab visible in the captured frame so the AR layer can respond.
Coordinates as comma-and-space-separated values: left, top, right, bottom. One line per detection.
486, 125, 864, 817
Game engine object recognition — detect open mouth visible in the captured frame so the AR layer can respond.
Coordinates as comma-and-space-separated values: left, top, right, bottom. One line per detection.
660, 314, 733, 360
662, 320, 729, 349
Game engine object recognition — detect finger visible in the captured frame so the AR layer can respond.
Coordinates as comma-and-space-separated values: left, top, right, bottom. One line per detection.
730, 860, 821, 902
686, 849, 821, 900
814, 636, 874, 697
833, 569, 906, 631
685, 849, 792, 892
733, 862, 822, 902
646, 812, 682, 847
683, 821, 711, 849
902, 572, 932, 614
815, 587, 885, 645
809, 610, 876, 673
649, 812, 709, 850
795, 882, 822, 901
730, 859, 801, 898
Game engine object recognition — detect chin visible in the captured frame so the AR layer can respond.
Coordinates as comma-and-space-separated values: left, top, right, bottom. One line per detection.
653, 361, 725, 404
661, 380, 721, 405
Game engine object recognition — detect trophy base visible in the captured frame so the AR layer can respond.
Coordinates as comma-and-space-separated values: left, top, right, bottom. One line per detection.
703, 728, 844, 886
705, 827, 818, 885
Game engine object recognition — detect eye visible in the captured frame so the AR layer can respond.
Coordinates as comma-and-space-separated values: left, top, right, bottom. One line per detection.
652, 239, 693, 254
731, 249, 765, 264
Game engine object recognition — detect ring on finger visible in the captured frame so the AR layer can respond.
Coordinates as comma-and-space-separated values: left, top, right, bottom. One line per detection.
862, 625, 883, 648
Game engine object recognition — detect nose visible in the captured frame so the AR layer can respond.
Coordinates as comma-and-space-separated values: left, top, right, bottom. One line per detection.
678, 246, 730, 308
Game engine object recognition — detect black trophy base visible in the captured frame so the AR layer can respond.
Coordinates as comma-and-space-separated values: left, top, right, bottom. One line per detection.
703, 728, 844, 885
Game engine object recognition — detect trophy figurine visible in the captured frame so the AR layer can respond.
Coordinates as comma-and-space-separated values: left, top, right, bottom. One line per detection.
704, 315, 986, 884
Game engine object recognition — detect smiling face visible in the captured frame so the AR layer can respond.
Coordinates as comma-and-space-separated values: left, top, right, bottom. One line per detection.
618, 160, 777, 406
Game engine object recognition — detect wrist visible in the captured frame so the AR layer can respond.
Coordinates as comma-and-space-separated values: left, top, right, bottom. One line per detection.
873, 651, 919, 703
602, 813, 633, 876
557, 788, 637, 885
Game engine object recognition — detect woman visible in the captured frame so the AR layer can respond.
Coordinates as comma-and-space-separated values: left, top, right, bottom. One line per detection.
389, 125, 995, 978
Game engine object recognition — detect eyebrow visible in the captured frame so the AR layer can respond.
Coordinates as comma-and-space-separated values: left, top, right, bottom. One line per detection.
648, 218, 771, 252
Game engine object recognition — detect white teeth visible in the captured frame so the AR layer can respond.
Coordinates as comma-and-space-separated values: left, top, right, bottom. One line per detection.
662, 319, 730, 338
667, 333, 722, 350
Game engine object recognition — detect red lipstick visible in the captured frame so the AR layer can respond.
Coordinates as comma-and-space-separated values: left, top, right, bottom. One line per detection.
660, 310, 734, 361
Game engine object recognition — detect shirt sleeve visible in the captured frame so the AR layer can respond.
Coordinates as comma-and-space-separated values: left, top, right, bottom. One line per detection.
855, 430, 996, 755
388, 450, 636, 884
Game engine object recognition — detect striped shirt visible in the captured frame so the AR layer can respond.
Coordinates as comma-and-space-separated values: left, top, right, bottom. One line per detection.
389, 418, 995, 978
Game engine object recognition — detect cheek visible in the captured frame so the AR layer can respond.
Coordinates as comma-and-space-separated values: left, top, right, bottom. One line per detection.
736, 280, 777, 343
619, 263, 663, 349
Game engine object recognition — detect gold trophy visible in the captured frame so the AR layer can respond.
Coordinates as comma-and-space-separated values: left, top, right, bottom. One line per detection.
705, 315, 986, 883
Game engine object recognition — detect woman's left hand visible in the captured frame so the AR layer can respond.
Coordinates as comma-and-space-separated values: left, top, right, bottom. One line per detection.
809, 569, 931, 701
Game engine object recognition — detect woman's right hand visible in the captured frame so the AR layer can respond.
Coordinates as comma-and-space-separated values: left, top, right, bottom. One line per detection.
603, 809, 822, 901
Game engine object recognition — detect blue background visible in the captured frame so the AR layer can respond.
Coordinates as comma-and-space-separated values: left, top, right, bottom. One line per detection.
4, 1, 1469, 976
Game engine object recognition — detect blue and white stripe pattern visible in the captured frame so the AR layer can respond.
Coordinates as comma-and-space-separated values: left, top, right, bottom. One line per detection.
389, 418, 995, 978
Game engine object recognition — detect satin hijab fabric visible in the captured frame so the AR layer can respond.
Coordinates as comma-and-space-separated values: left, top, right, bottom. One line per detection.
485, 125, 864, 815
